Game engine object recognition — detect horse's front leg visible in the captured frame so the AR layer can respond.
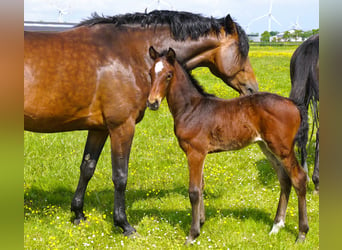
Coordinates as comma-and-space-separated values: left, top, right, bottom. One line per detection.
71, 130, 108, 224
109, 119, 136, 236
185, 149, 206, 245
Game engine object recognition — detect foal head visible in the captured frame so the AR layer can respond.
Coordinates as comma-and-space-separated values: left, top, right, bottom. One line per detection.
147, 46, 177, 110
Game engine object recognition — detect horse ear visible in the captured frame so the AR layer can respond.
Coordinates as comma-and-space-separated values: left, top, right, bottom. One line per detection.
166, 48, 176, 64
225, 14, 237, 35
149, 46, 159, 60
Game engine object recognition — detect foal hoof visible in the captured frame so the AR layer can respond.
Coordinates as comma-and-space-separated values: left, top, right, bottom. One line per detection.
296, 232, 306, 243
184, 237, 195, 245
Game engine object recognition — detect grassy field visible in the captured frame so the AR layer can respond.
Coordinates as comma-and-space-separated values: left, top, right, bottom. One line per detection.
24, 45, 319, 249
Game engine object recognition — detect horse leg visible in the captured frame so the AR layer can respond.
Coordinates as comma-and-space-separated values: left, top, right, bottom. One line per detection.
312, 128, 319, 193
258, 143, 291, 234
301, 146, 309, 182
109, 119, 136, 236
71, 130, 108, 224
185, 149, 206, 245
281, 153, 309, 242
200, 175, 205, 226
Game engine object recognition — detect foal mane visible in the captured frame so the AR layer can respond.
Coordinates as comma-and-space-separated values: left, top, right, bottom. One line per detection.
77, 10, 249, 57
156, 51, 214, 98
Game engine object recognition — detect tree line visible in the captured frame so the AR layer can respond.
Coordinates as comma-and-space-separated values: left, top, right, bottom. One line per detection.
260, 29, 319, 42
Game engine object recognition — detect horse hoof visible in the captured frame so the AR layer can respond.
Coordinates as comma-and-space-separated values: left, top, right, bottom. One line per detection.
296, 232, 306, 243
125, 230, 140, 239
73, 217, 87, 225
184, 237, 194, 245
269, 220, 285, 235
122, 226, 137, 237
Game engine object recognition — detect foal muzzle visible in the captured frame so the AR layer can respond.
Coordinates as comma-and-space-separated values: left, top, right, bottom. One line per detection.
147, 100, 160, 111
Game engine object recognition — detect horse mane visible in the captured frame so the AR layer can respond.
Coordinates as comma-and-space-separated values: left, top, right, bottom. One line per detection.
77, 10, 249, 57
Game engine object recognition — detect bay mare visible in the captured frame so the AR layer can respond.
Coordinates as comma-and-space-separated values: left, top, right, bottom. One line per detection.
24, 10, 258, 236
147, 47, 308, 244
289, 34, 319, 192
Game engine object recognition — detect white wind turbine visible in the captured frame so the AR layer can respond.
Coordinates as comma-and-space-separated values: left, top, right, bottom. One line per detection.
248, 0, 281, 32
50, 0, 70, 23
145, 0, 174, 12
290, 16, 302, 30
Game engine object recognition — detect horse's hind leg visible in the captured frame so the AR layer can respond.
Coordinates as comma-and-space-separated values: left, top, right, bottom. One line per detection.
312, 128, 319, 193
258, 143, 291, 234
281, 153, 309, 242
200, 175, 205, 226
71, 130, 108, 224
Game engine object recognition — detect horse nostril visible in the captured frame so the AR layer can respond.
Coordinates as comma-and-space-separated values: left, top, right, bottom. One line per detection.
147, 100, 160, 110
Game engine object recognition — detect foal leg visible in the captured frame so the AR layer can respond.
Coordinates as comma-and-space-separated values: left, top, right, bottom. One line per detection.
258, 143, 291, 234
71, 130, 108, 224
312, 128, 319, 193
185, 150, 206, 245
109, 119, 136, 236
281, 153, 309, 242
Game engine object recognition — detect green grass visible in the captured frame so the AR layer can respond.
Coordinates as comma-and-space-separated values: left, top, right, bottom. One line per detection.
24, 46, 319, 249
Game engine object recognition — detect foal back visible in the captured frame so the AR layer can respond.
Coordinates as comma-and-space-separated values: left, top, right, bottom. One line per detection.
178, 93, 301, 155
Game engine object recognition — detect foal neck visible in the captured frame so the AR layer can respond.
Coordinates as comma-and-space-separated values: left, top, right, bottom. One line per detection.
166, 62, 206, 118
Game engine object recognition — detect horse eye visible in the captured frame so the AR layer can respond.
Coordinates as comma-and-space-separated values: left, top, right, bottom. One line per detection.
167, 72, 173, 80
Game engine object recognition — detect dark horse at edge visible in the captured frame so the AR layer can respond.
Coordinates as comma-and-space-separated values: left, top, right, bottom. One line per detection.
289, 34, 319, 192
24, 10, 258, 236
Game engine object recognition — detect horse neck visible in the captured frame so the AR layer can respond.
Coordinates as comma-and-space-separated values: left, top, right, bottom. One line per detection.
166, 63, 204, 120
148, 27, 219, 67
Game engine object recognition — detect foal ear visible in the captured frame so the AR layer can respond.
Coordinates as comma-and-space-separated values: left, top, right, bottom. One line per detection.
224, 14, 237, 35
149, 46, 159, 60
166, 48, 176, 64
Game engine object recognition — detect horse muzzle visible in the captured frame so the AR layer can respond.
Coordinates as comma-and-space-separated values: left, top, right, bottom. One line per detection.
147, 99, 160, 111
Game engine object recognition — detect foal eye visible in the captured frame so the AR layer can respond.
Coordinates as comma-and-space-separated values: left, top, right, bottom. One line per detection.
166, 72, 173, 80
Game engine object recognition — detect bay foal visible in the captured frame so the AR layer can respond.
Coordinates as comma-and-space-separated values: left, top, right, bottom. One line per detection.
147, 47, 309, 244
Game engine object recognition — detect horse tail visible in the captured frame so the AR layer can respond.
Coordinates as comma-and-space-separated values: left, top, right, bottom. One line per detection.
289, 34, 319, 167
293, 101, 309, 168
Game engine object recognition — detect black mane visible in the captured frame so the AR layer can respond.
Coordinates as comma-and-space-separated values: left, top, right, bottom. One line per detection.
77, 10, 249, 57
186, 70, 216, 98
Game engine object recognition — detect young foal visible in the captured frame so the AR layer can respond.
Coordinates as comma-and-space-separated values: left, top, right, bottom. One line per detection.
147, 47, 309, 244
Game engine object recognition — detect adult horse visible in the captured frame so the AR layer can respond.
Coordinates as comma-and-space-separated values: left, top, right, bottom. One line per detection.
289, 34, 319, 192
147, 47, 308, 244
24, 10, 258, 236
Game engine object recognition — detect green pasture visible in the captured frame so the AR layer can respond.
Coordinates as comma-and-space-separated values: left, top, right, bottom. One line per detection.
24, 46, 319, 249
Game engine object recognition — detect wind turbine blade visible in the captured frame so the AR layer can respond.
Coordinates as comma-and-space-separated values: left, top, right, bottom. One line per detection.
271, 15, 281, 26
269, 0, 273, 13
249, 14, 268, 24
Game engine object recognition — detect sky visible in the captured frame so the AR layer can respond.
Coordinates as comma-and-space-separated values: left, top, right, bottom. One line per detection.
24, 0, 319, 34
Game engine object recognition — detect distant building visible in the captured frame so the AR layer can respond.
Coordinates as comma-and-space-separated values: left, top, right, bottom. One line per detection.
24, 21, 77, 32
247, 33, 260, 42
273, 29, 304, 42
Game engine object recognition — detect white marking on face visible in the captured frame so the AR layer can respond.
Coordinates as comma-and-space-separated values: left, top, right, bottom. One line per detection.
155, 61, 164, 74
